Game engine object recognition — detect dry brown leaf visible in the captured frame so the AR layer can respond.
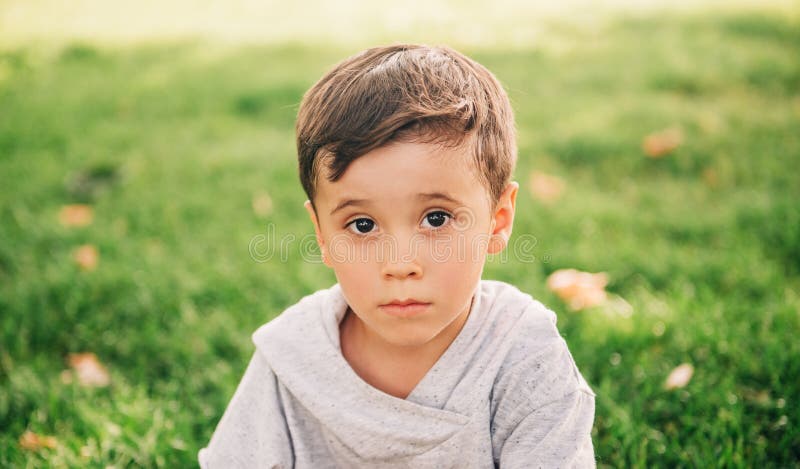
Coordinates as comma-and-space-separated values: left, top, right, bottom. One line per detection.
664, 363, 694, 390
67, 352, 110, 387
546, 268, 609, 310
19, 431, 58, 451
252, 191, 273, 217
73, 244, 99, 271
643, 126, 684, 158
528, 171, 565, 203
59, 204, 94, 227
742, 388, 771, 406
702, 167, 719, 188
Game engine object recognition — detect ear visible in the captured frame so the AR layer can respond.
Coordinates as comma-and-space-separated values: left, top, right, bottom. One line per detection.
487, 182, 519, 254
304, 200, 332, 267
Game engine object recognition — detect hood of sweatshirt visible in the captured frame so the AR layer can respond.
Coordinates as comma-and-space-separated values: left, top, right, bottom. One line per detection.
252, 280, 542, 462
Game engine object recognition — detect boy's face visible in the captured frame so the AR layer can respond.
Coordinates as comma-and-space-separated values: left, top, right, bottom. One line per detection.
304, 140, 518, 349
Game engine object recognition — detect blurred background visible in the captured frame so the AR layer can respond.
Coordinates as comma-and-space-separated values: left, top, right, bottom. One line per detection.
1, 0, 798, 466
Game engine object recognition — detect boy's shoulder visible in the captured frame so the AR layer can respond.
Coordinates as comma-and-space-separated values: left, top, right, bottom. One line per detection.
477, 279, 565, 360
485, 280, 595, 424
482, 281, 596, 467
251, 285, 335, 346
480, 279, 559, 334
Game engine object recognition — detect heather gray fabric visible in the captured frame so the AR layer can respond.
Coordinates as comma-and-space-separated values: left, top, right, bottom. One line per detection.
199, 280, 596, 468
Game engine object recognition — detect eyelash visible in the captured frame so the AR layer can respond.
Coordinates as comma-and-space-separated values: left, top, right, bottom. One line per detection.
344, 210, 454, 236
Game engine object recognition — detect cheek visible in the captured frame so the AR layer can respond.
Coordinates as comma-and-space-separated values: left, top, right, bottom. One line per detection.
327, 236, 383, 266
470, 231, 493, 260
331, 259, 381, 313
425, 228, 491, 265
324, 231, 351, 261
426, 233, 489, 283
329, 242, 377, 283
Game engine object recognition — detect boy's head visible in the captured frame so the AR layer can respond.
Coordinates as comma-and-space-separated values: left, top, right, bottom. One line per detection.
297, 44, 517, 215
296, 44, 519, 348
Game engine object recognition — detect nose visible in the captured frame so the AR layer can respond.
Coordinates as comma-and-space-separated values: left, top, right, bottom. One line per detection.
381, 259, 422, 279
380, 232, 423, 280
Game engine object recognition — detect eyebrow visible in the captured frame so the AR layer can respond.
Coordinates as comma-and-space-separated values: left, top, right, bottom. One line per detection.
329, 192, 464, 216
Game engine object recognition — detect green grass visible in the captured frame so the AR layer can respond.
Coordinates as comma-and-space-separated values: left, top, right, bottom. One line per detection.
1, 11, 799, 468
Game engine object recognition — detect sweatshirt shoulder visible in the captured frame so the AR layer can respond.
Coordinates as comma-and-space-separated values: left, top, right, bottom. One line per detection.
487, 281, 594, 415
251, 286, 332, 349
480, 279, 560, 341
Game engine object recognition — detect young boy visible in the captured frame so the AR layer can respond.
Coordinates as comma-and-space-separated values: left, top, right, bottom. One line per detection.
199, 44, 596, 468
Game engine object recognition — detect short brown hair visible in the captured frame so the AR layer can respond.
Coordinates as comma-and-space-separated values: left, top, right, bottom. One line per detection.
296, 44, 517, 213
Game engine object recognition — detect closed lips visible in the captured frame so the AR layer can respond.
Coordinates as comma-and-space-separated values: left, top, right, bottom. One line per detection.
382, 300, 429, 306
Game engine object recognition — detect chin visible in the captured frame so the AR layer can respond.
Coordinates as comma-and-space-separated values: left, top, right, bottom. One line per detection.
382, 330, 438, 348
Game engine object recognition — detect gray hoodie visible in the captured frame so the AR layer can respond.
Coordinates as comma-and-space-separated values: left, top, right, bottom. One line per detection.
199, 280, 596, 468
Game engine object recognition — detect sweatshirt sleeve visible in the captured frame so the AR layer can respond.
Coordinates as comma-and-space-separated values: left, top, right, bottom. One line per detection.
198, 351, 294, 469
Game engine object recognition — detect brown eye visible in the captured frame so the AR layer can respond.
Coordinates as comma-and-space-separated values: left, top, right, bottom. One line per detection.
422, 211, 451, 229
347, 218, 375, 234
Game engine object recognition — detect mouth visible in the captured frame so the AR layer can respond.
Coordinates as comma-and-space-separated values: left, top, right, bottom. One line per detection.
379, 300, 431, 318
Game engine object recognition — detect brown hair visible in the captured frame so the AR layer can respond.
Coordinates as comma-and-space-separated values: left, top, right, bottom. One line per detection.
296, 43, 517, 213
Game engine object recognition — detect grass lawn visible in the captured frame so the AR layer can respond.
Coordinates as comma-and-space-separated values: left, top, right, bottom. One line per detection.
1, 9, 799, 468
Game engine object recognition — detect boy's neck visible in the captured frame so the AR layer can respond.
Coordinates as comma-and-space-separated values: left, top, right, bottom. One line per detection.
339, 297, 473, 400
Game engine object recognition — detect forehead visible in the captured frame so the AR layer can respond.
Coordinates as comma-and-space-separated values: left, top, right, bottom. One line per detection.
315, 141, 486, 211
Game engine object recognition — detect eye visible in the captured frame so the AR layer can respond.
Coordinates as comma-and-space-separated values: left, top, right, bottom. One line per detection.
421, 211, 452, 230
346, 217, 376, 235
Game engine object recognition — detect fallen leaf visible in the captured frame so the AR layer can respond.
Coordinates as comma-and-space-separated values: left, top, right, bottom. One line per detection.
116, 97, 132, 117
664, 363, 694, 390
73, 244, 99, 271
67, 352, 110, 387
252, 191, 273, 217
643, 126, 684, 158
528, 171, 565, 203
19, 431, 58, 451
145, 238, 164, 259
546, 268, 609, 310
59, 204, 94, 227
702, 167, 718, 188
80, 445, 92, 458
742, 387, 771, 406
